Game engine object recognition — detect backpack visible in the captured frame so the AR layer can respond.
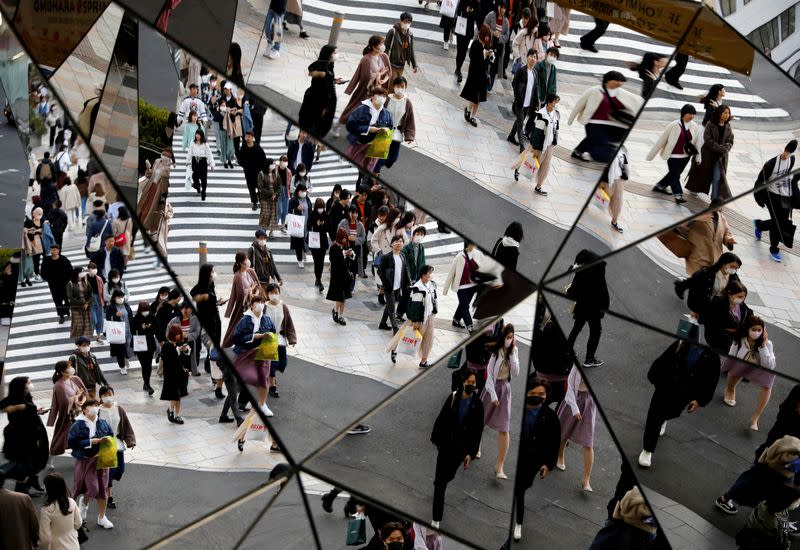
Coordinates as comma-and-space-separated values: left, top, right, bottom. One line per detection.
38, 161, 52, 181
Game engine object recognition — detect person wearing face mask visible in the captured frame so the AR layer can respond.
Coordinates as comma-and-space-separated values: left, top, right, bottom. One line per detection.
291, 163, 312, 195
263, 284, 297, 401
443, 242, 486, 333
568, 71, 643, 163
257, 158, 282, 237
327, 228, 356, 325
378, 235, 410, 341
67, 399, 115, 529
389, 264, 437, 369
565, 249, 609, 368
510, 10, 538, 74
512, 377, 560, 541
308, 198, 330, 291
41, 242, 73, 324
160, 324, 192, 424
299, 45, 344, 139
0, 376, 50, 495
373, 77, 416, 175
47, 360, 88, 470
483, 3, 510, 89
647, 104, 702, 204
753, 140, 800, 263
91, 233, 125, 280
219, 83, 243, 167
430, 371, 484, 528
248, 229, 284, 290
378, 522, 406, 550
479, 324, 519, 479
396, 225, 427, 321
223, 252, 262, 348
686, 104, 735, 202
166, 301, 203, 377
287, 183, 313, 268
703, 279, 752, 355
518, 92, 560, 193
532, 23, 553, 60
461, 25, 495, 127
102, 268, 129, 304
393, 211, 415, 246
677, 251, 741, 319
721, 316, 776, 430
155, 288, 182, 346
339, 35, 391, 125
345, 86, 394, 178
97, 386, 135, 510
104, 290, 134, 375
637, 339, 720, 469
275, 154, 293, 232
328, 189, 352, 241
66, 267, 94, 340
136, 147, 174, 235
131, 301, 158, 395
190, 264, 227, 390
23, 207, 45, 281
337, 204, 367, 277
384, 12, 418, 94
236, 130, 266, 211
286, 127, 315, 177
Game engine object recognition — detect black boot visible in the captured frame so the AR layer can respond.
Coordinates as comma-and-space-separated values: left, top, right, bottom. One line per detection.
27, 476, 44, 493
14, 482, 30, 495
214, 387, 225, 399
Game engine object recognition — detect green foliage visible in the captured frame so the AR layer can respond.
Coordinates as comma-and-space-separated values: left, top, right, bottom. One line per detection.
138, 99, 170, 150
0, 248, 20, 266
29, 112, 46, 136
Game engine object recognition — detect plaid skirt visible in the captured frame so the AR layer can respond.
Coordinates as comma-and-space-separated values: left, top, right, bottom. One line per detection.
69, 307, 93, 338
259, 199, 278, 229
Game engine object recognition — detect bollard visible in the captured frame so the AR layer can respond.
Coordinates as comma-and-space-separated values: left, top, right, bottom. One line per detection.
328, 11, 345, 47
198, 241, 207, 267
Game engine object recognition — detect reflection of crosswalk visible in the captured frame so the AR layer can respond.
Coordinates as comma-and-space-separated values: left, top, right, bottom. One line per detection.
300, 1, 788, 120
4, 244, 174, 381
166, 129, 465, 265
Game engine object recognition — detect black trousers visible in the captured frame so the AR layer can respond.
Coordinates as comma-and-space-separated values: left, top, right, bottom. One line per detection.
32, 254, 41, 275
642, 389, 685, 453
136, 350, 154, 387
580, 18, 609, 47
49, 284, 70, 317
311, 247, 326, 283
245, 173, 259, 205
567, 316, 602, 360
191, 157, 208, 197
395, 286, 411, 318
222, 367, 244, 421
455, 35, 470, 73
755, 193, 792, 254
514, 475, 535, 524
432, 449, 466, 521
380, 289, 400, 330
655, 156, 691, 196
664, 53, 688, 83
508, 105, 532, 152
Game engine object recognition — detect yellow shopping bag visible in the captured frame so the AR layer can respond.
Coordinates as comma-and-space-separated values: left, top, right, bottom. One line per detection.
254, 333, 279, 361
365, 129, 393, 159
96, 436, 118, 469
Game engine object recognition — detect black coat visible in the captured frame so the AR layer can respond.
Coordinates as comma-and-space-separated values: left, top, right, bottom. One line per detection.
685, 266, 740, 320
40, 254, 73, 290
190, 282, 222, 341
378, 252, 410, 292
236, 143, 266, 181
702, 296, 752, 352
491, 238, 519, 271
326, 244, 354, 302
511, 65, 537, 110
91, 247, 125, 277
517, 404, 561, 487
566, 250, 609, 320
0, 395, 49, 472
307, 210, 330, 251
131, 314, 159, 352
298, 59, 337, 139
328, 201, 348, 240
287, 196, 312, 252
431, 391, 484, 459
286, 139, 315, 173
45, 208, 68, 238
460, 40, 490, 104
647, 340, 720, 413
156, 303, 180, 342
159, 342, 190, 401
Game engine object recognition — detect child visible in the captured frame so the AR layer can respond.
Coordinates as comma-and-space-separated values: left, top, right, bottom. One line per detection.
97, 385, 136, 510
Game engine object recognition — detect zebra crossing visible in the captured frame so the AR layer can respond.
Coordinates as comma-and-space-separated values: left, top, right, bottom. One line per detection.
3, 243, 175, 382
165, 127, 466, 265
300, 0, 789, 120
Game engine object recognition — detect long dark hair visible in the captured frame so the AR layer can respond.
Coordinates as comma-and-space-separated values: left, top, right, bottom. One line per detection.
43, 473, 72, 516
52, 360, 71, 384
628, 52, 667, 79
523, 10, 538, 35
227, 42, 244, 85
711, 251, 741, 274
5, 376, 31, 405
234, 251, 248, 273
488, 323, 516, 356
699, 83, 725, 105
363, 35, 384, 56
197, 263, 215, 291
734, 315, 765, 350
319, 44, 337, 63
711, 104, 731, 125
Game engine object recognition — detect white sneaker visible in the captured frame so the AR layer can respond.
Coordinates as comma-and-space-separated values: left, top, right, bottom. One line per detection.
431, 520, 440, 529
513, 523, 522, 541
97, 515, 114, 529
297, 260, 304, 269
261, 404, 275, 417
443, 41, 449, 51
120, 367, 128, 375
580, 152, 592, 162
281, 227, 288, 235
267, 49, 281, 60
659, 421, 667, 436
638, 450, 652, 468
262, 44, 273, 57
33, 275, 42, 282
77, 496, 87, 520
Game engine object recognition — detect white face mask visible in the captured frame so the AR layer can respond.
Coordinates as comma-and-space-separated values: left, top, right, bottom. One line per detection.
546, 56, 557, 66
298, 171, 306, 177
88, 269, 97, 276
85, 407, 99, 417
102, 396, 114, 405
395, 88, 406, 97
378, 43, 386, 53
269, 294, 280, 303
725, 267, 737, 275
115, 298, 124, 304
142, 311, 150, 317
26, 382, 34, 392
749, 329, 763, 340
401, 23, 410, 31
244, 259, 251, 268
373, 96, 386, 108
65, 367, 75, 375
159, 294, 168, 301
252, 303, 264, 314
79, 346, 90, 354
78, 272, 88, 279
732, 297, 745, 305
279, 161, 287, 169
298, 191, 307, 198
606, 86, 620, 98
211, 271, 218, 280
413, 236, 423, 244
111, 277, 120, 283
317, 208, 324, 214
505, 337, 514, 348
331, 52, 339, 61
258, 239, 267, 247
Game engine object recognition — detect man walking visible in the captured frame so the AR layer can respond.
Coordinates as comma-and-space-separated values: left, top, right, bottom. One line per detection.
237, 131, 267, 211
91, 234, 125, 279
754, 140, 799, 263
385, 12, 418, 93
579, 17, 609, 53
507, 49, 538, 150
379, 236, 410, 340
41, 243, 73, 324
177, 83, 208, 126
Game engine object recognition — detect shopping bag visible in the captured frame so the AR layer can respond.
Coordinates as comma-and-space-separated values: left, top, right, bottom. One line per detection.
133, 335, 148, 352
96, 436, 118, 469
365, 129, 393, 159
246, 414, 269, 442
346, 514, 367, 546
308, 231, 321, 249
676, 315, 699, 342
592, 186, 610, 210
454, 15, 468, 36
546, 1, 556, 18
397, 328, 423, 356
657, 228, 693, 258
518, 152, 540, 181
106, 320, 126, 345
285, 213, 305, 239
440, 0, 457, 18
254, 333, 279, 361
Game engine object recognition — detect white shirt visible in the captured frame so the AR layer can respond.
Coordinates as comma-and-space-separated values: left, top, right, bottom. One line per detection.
393, 253, 402, 291
538, 106, 557, 150
75, 413, 97, 449
360, 99, 382, 136
294, 141, 304, 169
103, 248, 112, 278
768, 155, 792, 197
523, 68, 535, 108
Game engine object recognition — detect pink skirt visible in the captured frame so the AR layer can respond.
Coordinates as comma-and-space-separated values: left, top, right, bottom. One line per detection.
73, 456, 110, 500
481, 378, 511, 432
556, 390, 596, 448
234, 348, 270, 389
722, 357, 776, 388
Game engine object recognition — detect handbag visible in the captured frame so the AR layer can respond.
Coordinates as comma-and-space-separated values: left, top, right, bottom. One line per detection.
373, 250, 384, 268
604, 89, 636, 126
657, 228, 693, 258
77, 522, 89, 544
518, 151, 540, 181
454, 15, 468, 36
446, 349, 463, 369
96, 437, 118, 469
397, 328, 423, 356
246, 413, 269, 442
106, 320, 126, 345
114, 232, 127, 247
285, 213, 305, 239
346, 513, 367, 546
133, 335, 148, 352
677, 315, 699, 342
87, 219, 109, 253
308, 231, 321, 249
440, 0, 457, 18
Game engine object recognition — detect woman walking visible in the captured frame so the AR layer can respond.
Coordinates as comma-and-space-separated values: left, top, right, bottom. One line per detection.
388, 264, 438, 368
257, 159, 280, 237
70, 337, 107, 400
97, 386, 136, 510
39, 473, 82, 550
105, 289, 133, 376
299, 45, 342, 138
565, 249, 609, 368
190, 264, 227, 397
344, 87, 393, 176
187, 128, 215, 201
556, 367, 597, 491
675, 250, 741, 320
308, 198, 330, 292
222, 251, 261, 348
703, 279, 752, 352
112, 207, 133, 266
549, 4, 571, 47
327, 227, 356, 326
160, 324, 191, 424
232, 294, 278, 421
699, 83, 726, 126
66, 269, 93, 340
0, 376, 49, 495
287, 183, 312, 268
131, 301, 157, 395
492, 221, 523, 270
338, 35, 391, 124
480, 323, 520, 479
627, 52, 669, 98
338, 205, 367, 277
47, 361, 87, 469
453, 0, 479, 83
686, 104, 734, 202
67, 399, 115, 529
461, 25, 494, 127
722, 316, 777, 430
443, 242, 486, 333
23, 207, 44, 281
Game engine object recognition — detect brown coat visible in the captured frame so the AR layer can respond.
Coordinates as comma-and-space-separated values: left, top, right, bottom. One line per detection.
137, 157, 172, 233
47, 376, 87, 456
685, 122, 734, 200
278, 303, 297, 345
339, 53, 391, 124
0, 488, 39, 549
222, 268, 262, 348
681, 211, 734, 275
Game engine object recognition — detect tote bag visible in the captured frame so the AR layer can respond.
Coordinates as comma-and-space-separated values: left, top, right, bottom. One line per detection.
518, 152, 540, 181
133, 335, 148, 352
246, 414, 269, 442
365, 129, 392, 159
308, 231, 321, 249
455, 15, 468, 36
397, 328, 423, 356
440, 0, 457, 18
87, 219, 109, 253
285, 213, 305, 238
106, 320, 126, 345
592, 186, 610, 210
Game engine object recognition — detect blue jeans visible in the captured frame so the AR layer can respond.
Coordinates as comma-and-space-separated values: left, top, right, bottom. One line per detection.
80, 196, 87, 220
655, 156, 690, 196
91, 294, 104, 336
710, 161, 721, 201
264, 10, 284, 52
278, 189, 289, 225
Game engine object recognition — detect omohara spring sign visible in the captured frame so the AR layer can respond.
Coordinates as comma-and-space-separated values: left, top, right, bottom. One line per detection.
11, 0, 110, 68
552, 0, 756, 76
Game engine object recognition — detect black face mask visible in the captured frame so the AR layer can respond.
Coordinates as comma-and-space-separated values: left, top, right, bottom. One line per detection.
386, 542, 403, 550
463, 384, 476, 396
526, 395, 545, 406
